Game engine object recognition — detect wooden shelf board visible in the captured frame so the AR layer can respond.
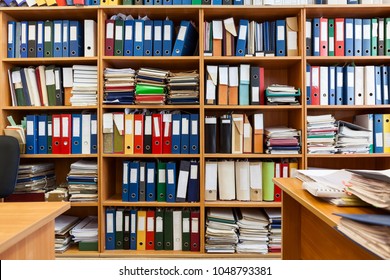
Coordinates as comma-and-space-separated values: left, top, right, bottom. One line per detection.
307, 153, 390, 158
102, 105, 200, 110
103, 195, 200, 207
307, 105, 390, 110
204, 154, 303, 159
205, 201, 281, 208
2, 106, 98, 110
20, 154, 98, 159
204, 105, 302, 110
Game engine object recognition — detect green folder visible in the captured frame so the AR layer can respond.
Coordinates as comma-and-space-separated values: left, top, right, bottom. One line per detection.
115, 208, 124, 249
371, 18, 378, 56
182, 209, 191, 251
114, 19, 124, 56
113, 113, 124, 154
44, 21, 53, 57
79, 241, 98, 251
192, 0, 201, 4
262, 161, 275, 201
328, 19, 334, 56
157, 162, 166, 202
123, 0, 133, 4
163, 209, 173, 250
135, 84, 165, 94
11, 67, 26, 106
45, 65, 56, 106
154, 208, 164, 250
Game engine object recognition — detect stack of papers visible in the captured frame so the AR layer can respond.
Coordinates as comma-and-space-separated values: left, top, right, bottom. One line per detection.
265, 84, 300, 105
265, 126, 301, 154
70, 65, 98, 106
264, 208, 282, 253
66, 160, 98, 202
307, 114, 337, 154
135, 68, 169, 105
235, 208, 269, 254
334, 213, 390, 259
103, 68, 135, 105
15, 163, 56, 193
166, 70, 199, 104
55, 215, 80, 253
70, 216, 98, 243
336, 121, 371, 154
205, 208, 238, 253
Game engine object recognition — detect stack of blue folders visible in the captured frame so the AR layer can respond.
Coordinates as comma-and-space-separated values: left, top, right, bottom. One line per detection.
66, 160, 98, 202
167, 70, 199, 104
15, 162, 56, 193
104, 67, 136, 105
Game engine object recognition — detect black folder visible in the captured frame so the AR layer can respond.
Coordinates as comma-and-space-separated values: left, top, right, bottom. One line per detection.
205, 116, 217, 153
219, 114, 232, 153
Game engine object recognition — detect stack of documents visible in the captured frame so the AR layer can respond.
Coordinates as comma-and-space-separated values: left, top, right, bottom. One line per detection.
334, 213, 390, 259
104, 67, 136, 105
307, 114, 338, 154
135, 68, 169, 105
264, 126, 301, 154
70, 65, 98, 106
345, 169, 390, 210
70, 216, 98, 244
235, 208, 269, 254
66, 160, 98, 202
205, 208, 238, 253
166, 70, 199, 104
15, 163, 56, 194
265, 84, 301, 105
55, 215, 80, 254
264, 208, 282, 253
336, 120, 371, 154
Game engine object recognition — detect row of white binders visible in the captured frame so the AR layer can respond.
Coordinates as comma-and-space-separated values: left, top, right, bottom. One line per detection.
103, 112, 199, 154
307, 65, 390, 105
204, 17, 298, 57
122, 160, 199, 202
204, 159, 298, 202
307, 17, 390, 57
105, 14, 198, 56
105, 207, 200, 251
7, 19, 97, 58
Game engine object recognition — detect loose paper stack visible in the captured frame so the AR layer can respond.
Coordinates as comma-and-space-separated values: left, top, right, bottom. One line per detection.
265, 84, 300, 105
265, 126, 301, 154
15, 162, 56, 194
70, 65, 98, 106
166, 70, 199, 104
135, 68, 169, 105
264, 207, 282, 253
307, 114, 337, 154
66, 160, 98, 202
70, 216, 98, 244
205, 208, 238, 253
336, 120, 371, 154
55, 215, 80, 253
104, 67, 136, 105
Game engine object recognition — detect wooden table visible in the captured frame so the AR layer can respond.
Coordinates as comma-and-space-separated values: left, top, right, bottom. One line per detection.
273, 178, 381, 260
0, 202, 70, 260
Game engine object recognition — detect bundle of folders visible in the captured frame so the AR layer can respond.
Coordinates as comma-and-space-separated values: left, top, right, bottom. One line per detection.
203, 17, 298, 57
6, 163, 56, 202
70, 65, 98, 106
122, 160, 199, 203
135, 68, 169, 105
105, 207, 200, 251
166, 70, 200, 104
307, 114, 338, 154
265, 84, 301, 105
264, 126, 301, 154
66, 160, 98, 202
55, 215, 80, 254
336, 120, 371, 154
70, 216, 99, 250
264, 207, 282, 253
103, 67, 135, 104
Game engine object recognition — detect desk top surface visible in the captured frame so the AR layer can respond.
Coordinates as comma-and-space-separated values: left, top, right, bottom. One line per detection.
273, 178, 384, 228
0, 202, 70, 254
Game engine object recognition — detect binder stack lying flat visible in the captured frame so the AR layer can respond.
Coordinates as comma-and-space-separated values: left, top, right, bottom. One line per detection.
336, 120, 371, 154
264, 208, 282, 253
135, 67, 169, 105
70, 65, 98, 106
55, 215, 80, 254
66, 160, 98, 202
235, 208, 269, 254
166, 70, 199, 104
307, 114, 338, 154
264, 126, 301, 154
6, 162, 56, 202
265, 84, 300, 105
104, 67, 135, 105
205, 208, 238, 253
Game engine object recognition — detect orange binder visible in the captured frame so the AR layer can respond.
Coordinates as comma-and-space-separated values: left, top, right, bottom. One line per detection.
253, 113, 264, 153
218, 65, 228, 105
137, 210, 146, 251
212, 20, 223, 56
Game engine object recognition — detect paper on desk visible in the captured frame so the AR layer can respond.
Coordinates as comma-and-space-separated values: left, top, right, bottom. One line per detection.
296, 169, 352, 191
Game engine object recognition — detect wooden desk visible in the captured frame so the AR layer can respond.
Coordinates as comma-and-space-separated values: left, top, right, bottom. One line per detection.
0, 202, 70, 260
273, 178, 381, 260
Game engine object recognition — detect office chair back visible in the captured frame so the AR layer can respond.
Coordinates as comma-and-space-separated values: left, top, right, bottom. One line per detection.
0, 136, 20, 198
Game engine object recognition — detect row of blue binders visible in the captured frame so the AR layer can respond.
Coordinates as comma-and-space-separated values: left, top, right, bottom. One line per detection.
307, 65, 390, 105
122, 160, 199, 202
105, 15, 198, 56
307, 17, 390, 57
25, 113, 97, 154
7, 19, 96, 58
